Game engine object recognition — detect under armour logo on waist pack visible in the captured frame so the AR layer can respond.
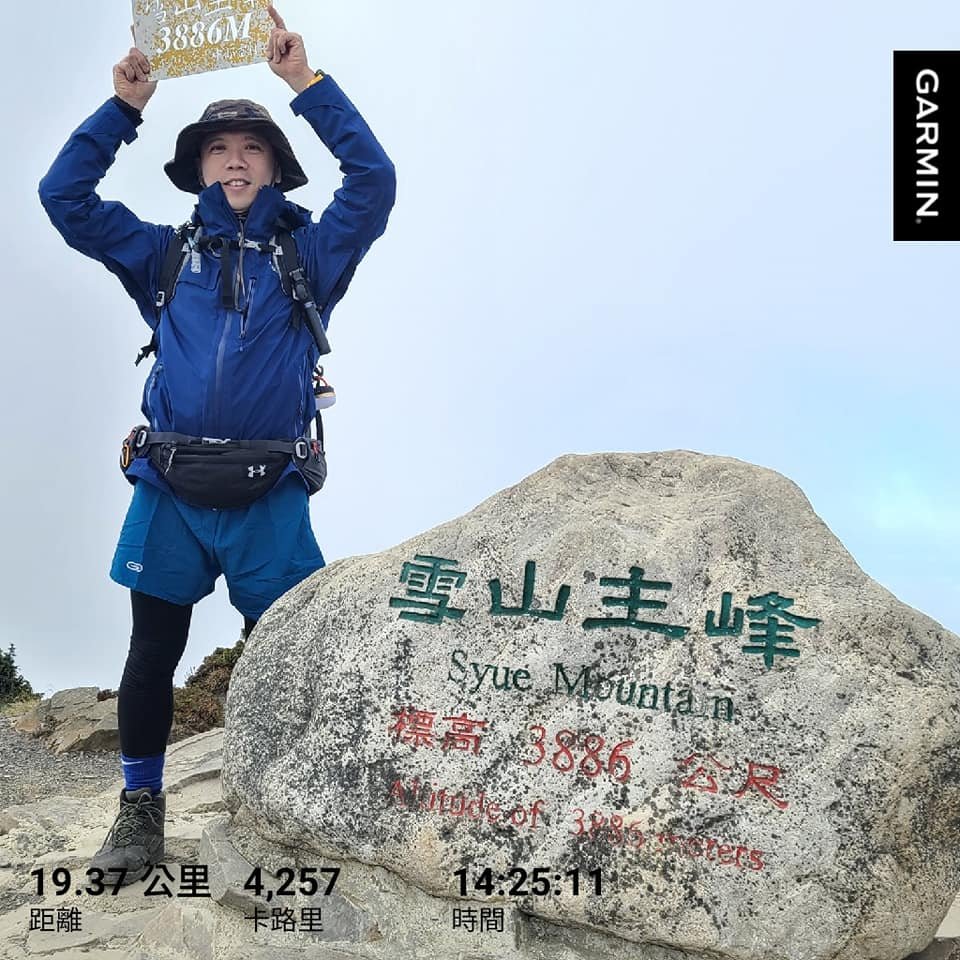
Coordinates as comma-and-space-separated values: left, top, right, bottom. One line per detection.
248, 465, 267, 478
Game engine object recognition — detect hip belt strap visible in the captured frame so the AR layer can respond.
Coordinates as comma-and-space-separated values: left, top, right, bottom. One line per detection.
137, 432, 305, 457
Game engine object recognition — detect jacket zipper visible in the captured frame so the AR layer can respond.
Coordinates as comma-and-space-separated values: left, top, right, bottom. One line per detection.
147, 362, 163, 430
240, 276, 257, 347
296, 348, 313, 434
213, 222, 245, 433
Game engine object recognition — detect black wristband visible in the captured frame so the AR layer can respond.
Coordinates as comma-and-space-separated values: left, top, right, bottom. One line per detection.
112, 95, 144, 126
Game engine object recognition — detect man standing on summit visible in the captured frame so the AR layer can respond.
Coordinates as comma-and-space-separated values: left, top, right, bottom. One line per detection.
39, 6, 394, 882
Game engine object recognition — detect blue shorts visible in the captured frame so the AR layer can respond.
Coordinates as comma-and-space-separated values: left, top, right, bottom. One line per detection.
110, 476, 325, 619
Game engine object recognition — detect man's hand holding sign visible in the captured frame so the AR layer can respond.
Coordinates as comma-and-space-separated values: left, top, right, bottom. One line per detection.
113, 43, 156, 111
41, 1, 394, 887
265, 6, 319, 93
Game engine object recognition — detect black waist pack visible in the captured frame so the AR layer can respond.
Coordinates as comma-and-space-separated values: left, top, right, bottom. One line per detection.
121, 428, 326, 510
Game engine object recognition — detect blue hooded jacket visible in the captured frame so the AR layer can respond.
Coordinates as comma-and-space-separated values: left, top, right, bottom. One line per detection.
38, 77, 396, 497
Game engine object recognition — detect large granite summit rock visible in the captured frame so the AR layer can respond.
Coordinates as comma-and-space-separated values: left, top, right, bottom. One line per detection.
222, 451, 960, 960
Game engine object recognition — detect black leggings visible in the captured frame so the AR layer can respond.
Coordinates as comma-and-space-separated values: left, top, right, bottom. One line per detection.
118, 591, 256, 757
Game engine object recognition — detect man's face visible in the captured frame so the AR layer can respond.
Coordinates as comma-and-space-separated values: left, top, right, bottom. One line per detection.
199, 130, 279, 212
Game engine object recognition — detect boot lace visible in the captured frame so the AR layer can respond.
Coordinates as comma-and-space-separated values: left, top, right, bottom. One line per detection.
111, 796, 162, 846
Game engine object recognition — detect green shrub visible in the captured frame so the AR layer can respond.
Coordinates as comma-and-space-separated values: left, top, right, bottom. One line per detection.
169, 639, 244, 743
184, 641, 245, 698
0, 644, 35, 705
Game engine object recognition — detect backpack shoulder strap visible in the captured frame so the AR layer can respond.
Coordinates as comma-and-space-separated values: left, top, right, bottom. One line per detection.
157, 222, 199, 311
272, 230, 331, 357
135, 223, 197, 366
271, 231, 332, 449
273, 230, 296, 300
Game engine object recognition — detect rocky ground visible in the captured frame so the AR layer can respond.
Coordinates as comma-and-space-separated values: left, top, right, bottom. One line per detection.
0, 723, 232, 959
0, 721, 522, 960
0, 713, 121, 810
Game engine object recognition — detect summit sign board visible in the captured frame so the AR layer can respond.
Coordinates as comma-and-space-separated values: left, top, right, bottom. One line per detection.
132, 0, 273, 81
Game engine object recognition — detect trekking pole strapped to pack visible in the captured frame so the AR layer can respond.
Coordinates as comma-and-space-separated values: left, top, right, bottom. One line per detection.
277, 232, 331, 356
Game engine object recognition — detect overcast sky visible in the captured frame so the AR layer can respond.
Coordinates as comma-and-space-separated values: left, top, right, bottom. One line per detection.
2, 1, 958, 695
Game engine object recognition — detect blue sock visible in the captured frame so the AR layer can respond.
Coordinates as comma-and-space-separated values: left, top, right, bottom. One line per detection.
120, 752, 165, 795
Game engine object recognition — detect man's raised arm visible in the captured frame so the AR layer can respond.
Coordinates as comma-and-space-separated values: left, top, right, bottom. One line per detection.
265, 6, 396, 317
38, 47, 169, 325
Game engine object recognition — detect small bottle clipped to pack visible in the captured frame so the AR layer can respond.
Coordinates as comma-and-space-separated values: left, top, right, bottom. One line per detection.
313, 365, 336, 410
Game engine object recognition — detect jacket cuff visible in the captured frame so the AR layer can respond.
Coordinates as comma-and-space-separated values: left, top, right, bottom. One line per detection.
290, 74, 351, 114
109, 97, 143, 143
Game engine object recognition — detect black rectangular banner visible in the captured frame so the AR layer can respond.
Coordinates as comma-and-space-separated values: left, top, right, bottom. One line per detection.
894, 51, 960, 240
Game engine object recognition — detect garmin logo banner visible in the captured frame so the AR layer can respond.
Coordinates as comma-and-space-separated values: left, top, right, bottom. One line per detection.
894, 51, 960, 240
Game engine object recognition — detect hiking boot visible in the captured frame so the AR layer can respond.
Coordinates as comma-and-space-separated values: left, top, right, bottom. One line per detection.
88, 787, 165, 885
